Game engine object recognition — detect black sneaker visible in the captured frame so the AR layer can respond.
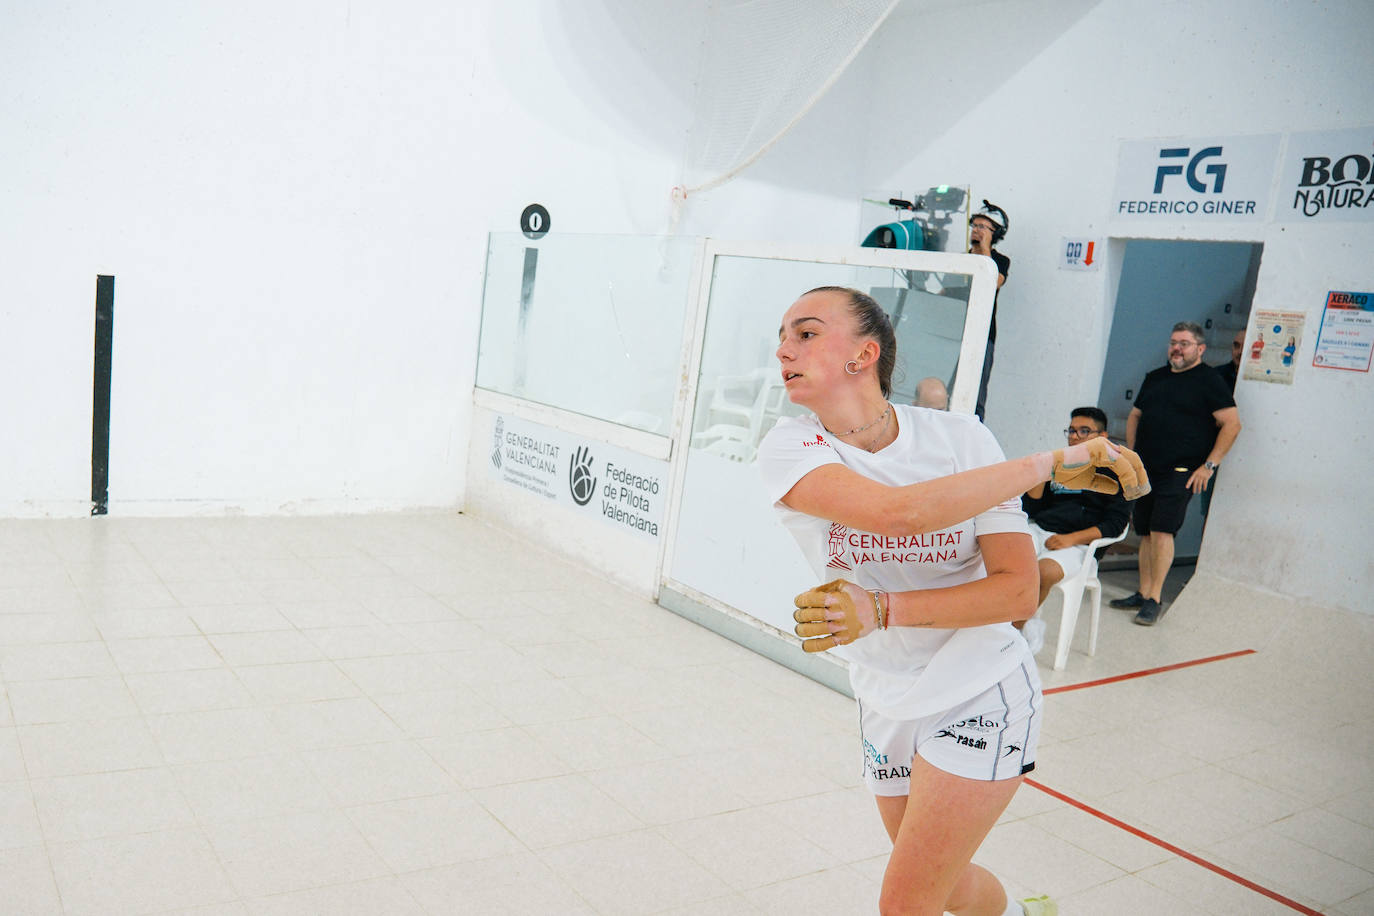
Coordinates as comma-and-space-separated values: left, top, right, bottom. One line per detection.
1133, 599, 1165, 626
1110, 592, 1144, 609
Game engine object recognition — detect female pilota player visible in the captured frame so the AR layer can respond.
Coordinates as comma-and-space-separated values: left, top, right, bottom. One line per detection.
758, 286, 1147, 916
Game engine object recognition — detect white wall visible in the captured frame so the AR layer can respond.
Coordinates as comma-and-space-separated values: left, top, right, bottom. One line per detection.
3, 0, 479, 515
6, 0, 1370, 615
0, 0, 873, 516
861, 0, 1374, 613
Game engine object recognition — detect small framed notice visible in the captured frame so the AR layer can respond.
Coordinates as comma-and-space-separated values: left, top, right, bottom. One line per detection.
1312, 290, 1373, 373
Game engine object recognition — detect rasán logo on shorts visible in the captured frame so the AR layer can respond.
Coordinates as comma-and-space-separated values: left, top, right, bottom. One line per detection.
568, 445, 597, 506
934, 728, 988, 750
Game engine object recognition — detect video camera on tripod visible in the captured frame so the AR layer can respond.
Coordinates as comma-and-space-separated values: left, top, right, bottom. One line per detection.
860, 185, 969, 252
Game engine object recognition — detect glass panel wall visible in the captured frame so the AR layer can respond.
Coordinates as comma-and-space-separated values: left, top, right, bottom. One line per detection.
689, 258, 975, 464
669, 249, 990, 635
476, 233, 697, 434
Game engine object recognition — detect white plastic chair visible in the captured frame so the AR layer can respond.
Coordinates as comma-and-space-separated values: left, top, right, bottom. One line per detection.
699, 368, 787, 449
1049, 527, 1129, 671
691, 423, 752, 449
706, 368, 769, 428
704, 436, 755, 463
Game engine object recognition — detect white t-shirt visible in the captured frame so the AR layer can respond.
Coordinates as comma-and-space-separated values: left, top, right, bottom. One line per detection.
757, 405, 1032, 719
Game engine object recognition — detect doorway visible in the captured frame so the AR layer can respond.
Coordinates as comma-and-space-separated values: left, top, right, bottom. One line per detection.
1098, 238, 1261, 562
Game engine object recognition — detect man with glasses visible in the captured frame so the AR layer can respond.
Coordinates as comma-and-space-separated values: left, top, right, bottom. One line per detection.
1110, 322, 1241, 625
1015, 407, 1132, 652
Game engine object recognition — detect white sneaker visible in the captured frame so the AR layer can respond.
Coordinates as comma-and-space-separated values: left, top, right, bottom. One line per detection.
1022, 617, 1046, 655
1020, 895, 1057, 915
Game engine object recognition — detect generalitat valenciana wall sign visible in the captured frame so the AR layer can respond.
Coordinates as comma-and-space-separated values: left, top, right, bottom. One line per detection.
487, 413, 668, 541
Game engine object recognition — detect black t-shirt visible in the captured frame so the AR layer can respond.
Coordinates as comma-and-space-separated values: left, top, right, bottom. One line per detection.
986, 249, 1010, 342
1022, 477, 1131, 540
1133, 362, 1235, 470
1215, 359, 1238, 392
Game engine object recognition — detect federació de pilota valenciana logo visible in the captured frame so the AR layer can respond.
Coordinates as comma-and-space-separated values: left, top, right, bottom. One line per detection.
568, 445, 597, 506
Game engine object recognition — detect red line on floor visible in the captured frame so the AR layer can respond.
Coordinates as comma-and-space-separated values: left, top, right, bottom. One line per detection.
1043, 649, 1256, 695
1025, 778, 1322, 916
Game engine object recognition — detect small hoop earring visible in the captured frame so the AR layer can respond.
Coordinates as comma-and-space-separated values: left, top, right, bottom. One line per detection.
844, 360, 860, 375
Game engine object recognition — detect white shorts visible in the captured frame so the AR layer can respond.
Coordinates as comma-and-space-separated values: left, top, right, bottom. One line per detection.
859, 660, 1042, 794
1028, 521, 1089, 579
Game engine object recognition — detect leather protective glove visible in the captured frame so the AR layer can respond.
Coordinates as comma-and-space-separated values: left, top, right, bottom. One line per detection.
1052, 438, 1151, 500
793, 579, 877, 653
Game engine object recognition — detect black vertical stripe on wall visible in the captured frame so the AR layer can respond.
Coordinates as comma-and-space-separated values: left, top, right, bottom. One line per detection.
91, 274, 114, 516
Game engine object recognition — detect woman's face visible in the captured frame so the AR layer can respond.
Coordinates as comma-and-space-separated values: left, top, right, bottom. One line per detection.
775, 290, 862, 407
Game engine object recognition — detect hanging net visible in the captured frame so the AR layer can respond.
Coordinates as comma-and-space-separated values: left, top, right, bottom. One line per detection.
679, 0, 900, 196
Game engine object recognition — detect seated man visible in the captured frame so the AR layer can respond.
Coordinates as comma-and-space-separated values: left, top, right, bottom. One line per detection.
1016, 407, 1132, 652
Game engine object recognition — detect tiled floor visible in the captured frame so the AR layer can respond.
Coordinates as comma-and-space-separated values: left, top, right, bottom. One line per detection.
0, 513, 1370, 915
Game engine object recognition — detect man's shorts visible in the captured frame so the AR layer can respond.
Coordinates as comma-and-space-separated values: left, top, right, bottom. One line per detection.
859, 660, 1042, 795
1027, 522, 1089, 579
1133, 466, 1194, 535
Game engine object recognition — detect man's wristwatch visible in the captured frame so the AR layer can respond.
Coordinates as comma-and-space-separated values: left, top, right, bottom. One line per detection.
1204, 461, 1219, 471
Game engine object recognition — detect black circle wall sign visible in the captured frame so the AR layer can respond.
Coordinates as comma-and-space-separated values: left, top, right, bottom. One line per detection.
521, 204, 550, 240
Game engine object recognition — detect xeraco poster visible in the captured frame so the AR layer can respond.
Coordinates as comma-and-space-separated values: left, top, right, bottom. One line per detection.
1242, 310, 1306, 385
1312, 290, 1374, 373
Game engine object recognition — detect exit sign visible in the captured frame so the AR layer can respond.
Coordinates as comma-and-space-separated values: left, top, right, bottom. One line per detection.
1060, 237, 1101, 271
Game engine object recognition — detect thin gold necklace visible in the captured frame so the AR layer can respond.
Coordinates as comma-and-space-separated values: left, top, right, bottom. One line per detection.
859, 409, 892, 452
826, 403, 891, 438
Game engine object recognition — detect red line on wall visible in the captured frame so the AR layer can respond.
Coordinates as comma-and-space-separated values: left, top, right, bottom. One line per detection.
1043, 649, 1256, 695
1024, 778, 1322, 915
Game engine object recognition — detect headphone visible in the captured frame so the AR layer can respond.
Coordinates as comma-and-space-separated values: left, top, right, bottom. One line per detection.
972, 199, 1009, 244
